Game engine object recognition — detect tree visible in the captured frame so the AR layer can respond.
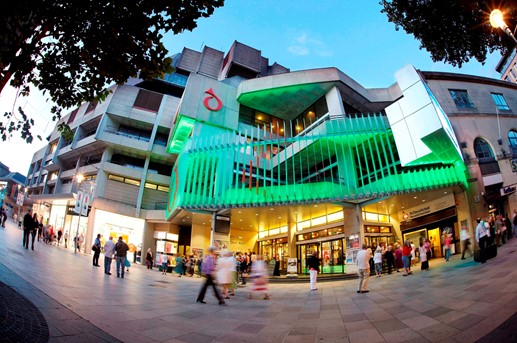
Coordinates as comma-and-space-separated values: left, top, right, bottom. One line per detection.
380, 0, 517, 67
0, 0, 224, 143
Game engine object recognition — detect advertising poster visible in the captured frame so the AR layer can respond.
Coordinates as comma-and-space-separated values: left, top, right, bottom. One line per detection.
192, 248, 203, 259
287, 258, 297, 273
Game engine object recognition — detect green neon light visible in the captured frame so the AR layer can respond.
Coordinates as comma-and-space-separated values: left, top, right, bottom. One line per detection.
167, 116, 196, 154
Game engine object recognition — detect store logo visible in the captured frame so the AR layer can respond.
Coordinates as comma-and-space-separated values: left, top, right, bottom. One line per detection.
203, 88, 223, 111
402, 211, 410, 221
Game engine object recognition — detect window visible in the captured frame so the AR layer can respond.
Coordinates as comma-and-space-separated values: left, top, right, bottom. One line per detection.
509, 130, 517, 155
67, 109, 78, 124
449, 89, 474, 109
85, 101, 97, 113
491, 93, 510, 111
474, 138, 494, 159
133, 89, 163, 112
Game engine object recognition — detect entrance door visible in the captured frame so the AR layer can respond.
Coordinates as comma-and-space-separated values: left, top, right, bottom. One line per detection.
428, 227, 441, 258
321, 239, 345, 274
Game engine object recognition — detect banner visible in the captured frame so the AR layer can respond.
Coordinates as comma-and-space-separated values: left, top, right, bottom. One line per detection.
74, 191, 83, 214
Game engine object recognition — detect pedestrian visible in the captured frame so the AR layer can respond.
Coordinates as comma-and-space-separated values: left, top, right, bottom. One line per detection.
30, 213, 39, 250
64, 230, 69, 248
273, 254, 281, 277
77, 233, 84, 252
410, 240, 416, 267
37, 218, 43, 242
114, 236, 129, 278
374, 248, 383, 277
103, 236, 115, 275
146, 248, 153, 269
239, 254, 248, 285
306, 251, 320, 290
22, 209, 33, 250
394, 244, 403, 272
424, 238, 432, 267
125, 257, 131, 272
248, 255, 270, 300
475, 218, 490, 264
504, 213, 512, 242
161, 254, 168, 275
57, 228, 63, 246
385, 245, 395, 274
175, 254, 184, 277
217, 250, 236, 299
444, 234, 452, 261
402, 239, 412, 276
513, 210, 517, 238
196, 246, 225, 305
419, 241, 429, 271
494, 214, 504, 246
460, 226, 472, 260
92, 233, 101, 267
356, 244, 370, 293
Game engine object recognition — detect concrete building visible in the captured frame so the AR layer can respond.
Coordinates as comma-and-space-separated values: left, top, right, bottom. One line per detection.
25, 41, 517, 274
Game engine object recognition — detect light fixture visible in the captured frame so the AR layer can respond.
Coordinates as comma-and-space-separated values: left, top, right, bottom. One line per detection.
490, 9, 517, 45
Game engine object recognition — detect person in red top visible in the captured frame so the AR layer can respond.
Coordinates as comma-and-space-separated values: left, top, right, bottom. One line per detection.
402, 240, 412, 276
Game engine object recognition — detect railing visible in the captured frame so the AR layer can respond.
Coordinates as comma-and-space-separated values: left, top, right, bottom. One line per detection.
105, 125, 151, 142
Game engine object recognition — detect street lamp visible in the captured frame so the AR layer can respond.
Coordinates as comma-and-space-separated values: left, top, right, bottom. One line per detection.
490, 9, 517, 45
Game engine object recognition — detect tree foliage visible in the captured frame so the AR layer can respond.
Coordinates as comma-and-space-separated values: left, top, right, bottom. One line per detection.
0, 0, 224, 143
380, 0, 517, 67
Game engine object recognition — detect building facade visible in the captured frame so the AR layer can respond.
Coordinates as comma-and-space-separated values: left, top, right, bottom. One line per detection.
26, 41, 517, 274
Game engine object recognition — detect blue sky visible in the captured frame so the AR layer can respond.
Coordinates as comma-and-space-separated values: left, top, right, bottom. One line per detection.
0, 0, 503, 174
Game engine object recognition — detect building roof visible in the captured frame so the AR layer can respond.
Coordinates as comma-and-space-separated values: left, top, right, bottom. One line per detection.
0, 172, 26, 184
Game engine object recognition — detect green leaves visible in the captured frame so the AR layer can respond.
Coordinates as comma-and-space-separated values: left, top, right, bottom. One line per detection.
0, 0, 225, 142
380, 0, 516, 67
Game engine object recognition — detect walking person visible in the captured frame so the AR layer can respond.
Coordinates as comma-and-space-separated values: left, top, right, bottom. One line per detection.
374, 248, 383, 277
146, 248, 153, 269
161, 254, 168, 275
356, 244, 371, 293
385, 244, 395, 274
217, 250, 236, 299
175, 254, 184, 277
424, 238, 432, 268
103, 236, 115, 275
92, 234, 102, 267
57, 228, 63, 246
196, 246, 225, 305
504, 213, 512, 242
30, 213, 39, 250
460, 226, 472, 260
402, 239, 412, 276
306, 251, 320, 291
475, 218, 490, 264
419, 241, 429, 271
114, 236, 129, 278
239, 253, 248, 285
394, 244, 403, 272
444, 234, 452, 261
22, 209, 33, 250
64, 230, 69, 248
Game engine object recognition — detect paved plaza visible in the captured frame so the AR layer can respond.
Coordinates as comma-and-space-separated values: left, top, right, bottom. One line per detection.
0, 219, 516, 343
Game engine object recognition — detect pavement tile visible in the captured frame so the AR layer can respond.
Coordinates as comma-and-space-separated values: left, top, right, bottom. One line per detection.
175, 332, 218, 343
401, 315, 440, 331
372, 318, 409, 333
380, 328, 426, 343
417, 323, 460, 342
282, 335, 317, 343
316, 325, 348, 339
347, 328, 384, 343
344, 320, 375, 332
421, 306, 452, 318
288, 326, 317, 336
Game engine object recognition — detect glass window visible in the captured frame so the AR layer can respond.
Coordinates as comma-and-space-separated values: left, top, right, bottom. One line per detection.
134, 89, 163, 112
108, 174, 124, 182
491, 93, 510, 111
124, 178, 141, 187
509, 130, 517, 154
474, 138, 494, 159
449, 89, 474, 109
157, 185, 169, 192
145, 183, 157, 190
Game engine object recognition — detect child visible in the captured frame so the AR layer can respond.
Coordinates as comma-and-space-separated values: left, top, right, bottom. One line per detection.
161, 254, 168, 275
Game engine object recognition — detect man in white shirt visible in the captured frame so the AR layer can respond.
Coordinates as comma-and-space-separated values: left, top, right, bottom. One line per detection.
356, 244, 371, 293
103, 236, 116, 275
475, 218, 490, 264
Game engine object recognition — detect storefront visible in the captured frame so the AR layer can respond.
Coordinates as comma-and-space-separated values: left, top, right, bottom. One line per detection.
92, 209, 145, 263
258, 236, 288, 273
399, 194, 458, 258
363, 224, 396, 249
296, 226, 347, 274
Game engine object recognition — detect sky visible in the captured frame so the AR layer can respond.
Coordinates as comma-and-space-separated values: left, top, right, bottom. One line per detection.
0, 0, 504, 175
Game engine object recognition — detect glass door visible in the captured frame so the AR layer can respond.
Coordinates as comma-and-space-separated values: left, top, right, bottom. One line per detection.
321, 239, 345, 274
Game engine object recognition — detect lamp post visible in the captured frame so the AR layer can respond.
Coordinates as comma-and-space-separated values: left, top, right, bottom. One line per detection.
490, 9, 517, 45
73, 174, 86, 254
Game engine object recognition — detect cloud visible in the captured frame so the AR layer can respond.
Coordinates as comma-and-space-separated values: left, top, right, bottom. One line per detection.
287, 45, 309, 56
287, 33, 333, 58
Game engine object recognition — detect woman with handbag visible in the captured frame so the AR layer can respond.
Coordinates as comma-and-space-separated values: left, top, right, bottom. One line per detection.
92, 234, 101, 267
146, 248, 153, 269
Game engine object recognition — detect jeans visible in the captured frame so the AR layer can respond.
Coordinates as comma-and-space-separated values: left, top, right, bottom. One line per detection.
104, 256, 113, 274
402, 255, 410, 269
93, 248, 100, 266
23, 229, 30, 249
116, 256, 126, 277
445, 247, 451, 261
309, 269, 318, 290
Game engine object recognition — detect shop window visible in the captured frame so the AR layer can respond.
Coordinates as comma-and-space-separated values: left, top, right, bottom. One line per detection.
449, 89, 474, 109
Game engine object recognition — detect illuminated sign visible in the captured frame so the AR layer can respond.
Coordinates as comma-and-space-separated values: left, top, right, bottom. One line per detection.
203, 88, 223, 111
500, 186, 516, 196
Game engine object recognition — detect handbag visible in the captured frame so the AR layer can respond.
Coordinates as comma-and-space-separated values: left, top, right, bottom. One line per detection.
91, 244, 97, 251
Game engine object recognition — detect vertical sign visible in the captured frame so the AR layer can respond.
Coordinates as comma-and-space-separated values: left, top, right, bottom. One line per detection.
81, 193, 90, 216
74, 190, 83, 214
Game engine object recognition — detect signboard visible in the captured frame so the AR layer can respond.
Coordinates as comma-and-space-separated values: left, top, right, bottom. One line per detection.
74, 190, 83, 214
398, 193, 455, 221
512, 159, 517, 173
81, 193, 90, 216
500, 185, 517, 197
16, 192, 24, 206
287, 258, 297, 273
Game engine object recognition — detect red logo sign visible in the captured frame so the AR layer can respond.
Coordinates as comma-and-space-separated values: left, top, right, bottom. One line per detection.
203, 88, 223, 111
